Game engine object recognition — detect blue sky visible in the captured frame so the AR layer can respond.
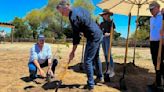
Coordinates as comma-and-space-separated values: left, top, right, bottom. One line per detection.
0, 0, 136, 38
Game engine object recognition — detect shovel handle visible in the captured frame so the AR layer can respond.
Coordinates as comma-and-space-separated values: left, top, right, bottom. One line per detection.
55, 80, 62, 92
157, 39, 162, 71
55, 60, 71, 92
157, 14, 164, 70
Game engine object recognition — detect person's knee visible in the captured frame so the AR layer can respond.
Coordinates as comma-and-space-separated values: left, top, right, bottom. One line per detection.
52, 59, 58, 66
28, 62, 37, 71
28, 62, 37, 78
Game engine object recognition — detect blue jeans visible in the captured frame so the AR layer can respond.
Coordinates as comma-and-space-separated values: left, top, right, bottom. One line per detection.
102, 36, 114, 72
84, 38, 103, 87
28, 59, 58, 79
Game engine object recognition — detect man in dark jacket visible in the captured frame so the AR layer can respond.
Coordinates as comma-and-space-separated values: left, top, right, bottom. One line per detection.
56, 0, 103, 90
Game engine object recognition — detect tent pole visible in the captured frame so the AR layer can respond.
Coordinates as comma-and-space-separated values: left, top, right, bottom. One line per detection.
132, 4, 140, 66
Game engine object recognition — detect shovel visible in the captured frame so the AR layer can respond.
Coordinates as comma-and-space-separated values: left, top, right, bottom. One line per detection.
104, 19, 114, 82
119, 13, 131, 90
156, 14, 164, 90
55, 60, 71, 92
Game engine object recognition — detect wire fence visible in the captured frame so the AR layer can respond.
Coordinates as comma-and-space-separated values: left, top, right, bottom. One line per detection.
1, 38, 150, 47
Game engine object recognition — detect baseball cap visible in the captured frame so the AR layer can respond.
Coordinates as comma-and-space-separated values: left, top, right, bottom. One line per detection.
38, 34, 45, 40
149, 1, 160, 10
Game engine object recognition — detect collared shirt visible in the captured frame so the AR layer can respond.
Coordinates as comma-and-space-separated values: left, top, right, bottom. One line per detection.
69, 7, 103, 45
29, 43, 52, 64
100, 20, 116, 34
150, 12, 163, 41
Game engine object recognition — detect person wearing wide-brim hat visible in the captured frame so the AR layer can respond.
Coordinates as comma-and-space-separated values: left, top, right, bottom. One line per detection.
99, 9, 113, 16
99, 9, 116, 79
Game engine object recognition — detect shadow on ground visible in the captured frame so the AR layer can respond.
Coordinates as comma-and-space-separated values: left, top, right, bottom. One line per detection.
42, 80, 82, 90
69, 62, 156, 92
20, 76, 32, 82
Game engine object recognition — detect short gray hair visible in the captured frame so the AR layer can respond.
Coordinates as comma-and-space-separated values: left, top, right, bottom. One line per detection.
56, 0, 70, 9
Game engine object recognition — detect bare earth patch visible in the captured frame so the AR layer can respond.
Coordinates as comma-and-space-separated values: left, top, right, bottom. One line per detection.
0, 42, 155, 92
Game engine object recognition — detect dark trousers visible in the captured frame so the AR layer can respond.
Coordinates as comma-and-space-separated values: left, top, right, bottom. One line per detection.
28, 59, 58, 79
150, 41, 164, 86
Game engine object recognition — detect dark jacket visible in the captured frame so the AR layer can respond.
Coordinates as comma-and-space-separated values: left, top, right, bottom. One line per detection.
69, 7, 103, 45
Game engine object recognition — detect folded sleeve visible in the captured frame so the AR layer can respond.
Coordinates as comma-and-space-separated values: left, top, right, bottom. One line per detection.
30, 46, 38, 62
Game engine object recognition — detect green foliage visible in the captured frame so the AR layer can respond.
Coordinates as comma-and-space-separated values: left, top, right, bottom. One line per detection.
130, 16, 150, 41
73, 0, 95, 13
114, 31, 121, 41
72, 0, 97, 21
11, 0, 99, 41
63, 27, 73, 38
25, 9, 42, 39
12, 17, 31, 38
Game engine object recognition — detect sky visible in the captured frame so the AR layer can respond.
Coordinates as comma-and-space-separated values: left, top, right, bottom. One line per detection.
0, 0, 137, 38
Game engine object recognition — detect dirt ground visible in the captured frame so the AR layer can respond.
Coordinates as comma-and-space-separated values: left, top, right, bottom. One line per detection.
0, 42, 157, 92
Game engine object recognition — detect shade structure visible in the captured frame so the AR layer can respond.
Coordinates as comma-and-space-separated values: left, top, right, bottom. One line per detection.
97, 0, 164, 16
97, 0, 164, 89
97, 0, 164, 65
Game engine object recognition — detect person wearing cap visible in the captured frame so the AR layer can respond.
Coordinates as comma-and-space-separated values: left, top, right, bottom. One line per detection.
56, 0, 103, 90
148, 1, 164, 89
28, 34, 58, 81
0, 30, 6, 44
99, 9, 116, 78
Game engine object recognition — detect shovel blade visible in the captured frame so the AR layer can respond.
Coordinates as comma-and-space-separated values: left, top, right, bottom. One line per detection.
55, 80, 62, 92
119, 78, 127, 90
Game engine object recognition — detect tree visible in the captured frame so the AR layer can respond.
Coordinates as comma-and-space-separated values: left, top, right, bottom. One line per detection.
113, 31, 121, 40
130, 16, 150, 41
41, 0, 69, 39
73, 0, 95, 13
12, 17, 30, 39
25, 9, 42, 39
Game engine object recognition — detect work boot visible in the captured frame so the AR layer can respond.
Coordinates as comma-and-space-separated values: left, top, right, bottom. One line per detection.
83, 85, 94, 92
29, 70, 37, 81
94, 77, 104, 84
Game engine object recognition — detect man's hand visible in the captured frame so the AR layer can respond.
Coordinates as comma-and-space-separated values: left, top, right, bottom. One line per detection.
39, 69, 46, 77
69, 51, 75, 60
104, 33, 110, 37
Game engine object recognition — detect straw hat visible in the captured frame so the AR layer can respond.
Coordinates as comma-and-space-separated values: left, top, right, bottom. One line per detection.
99, 9, 113, 16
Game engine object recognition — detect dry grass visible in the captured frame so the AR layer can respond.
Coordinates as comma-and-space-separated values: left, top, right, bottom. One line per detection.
0, 42, 155, 92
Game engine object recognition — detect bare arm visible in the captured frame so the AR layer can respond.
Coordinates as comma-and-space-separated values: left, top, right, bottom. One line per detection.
48, 59, 52, 70
69, 45, 78, 60
33, 60, 45, 77
33, 60, 42, 70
